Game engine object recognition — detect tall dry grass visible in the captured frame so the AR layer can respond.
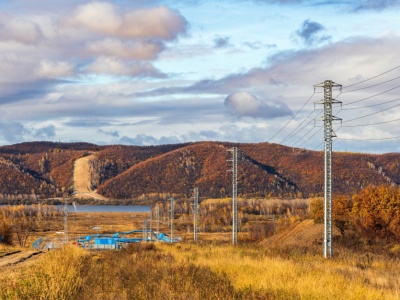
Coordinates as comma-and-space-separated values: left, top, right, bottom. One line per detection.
0, 245, 89, 300
0, 243, 399, 299
158, 243, 400, 300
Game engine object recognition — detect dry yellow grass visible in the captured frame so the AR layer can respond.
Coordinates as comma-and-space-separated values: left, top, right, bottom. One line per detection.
1, 205, 399, 299
0, 241, 399, 299
158, 243, 400, 300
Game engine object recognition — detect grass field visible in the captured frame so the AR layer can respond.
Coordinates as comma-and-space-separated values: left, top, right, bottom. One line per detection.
1, 209, 399, 300
0, 242, 399, 300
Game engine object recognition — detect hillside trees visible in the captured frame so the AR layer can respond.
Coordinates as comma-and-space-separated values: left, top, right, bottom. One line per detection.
311, 185, 400, 242
351, 185, 400, 240
0, 204, 63, 247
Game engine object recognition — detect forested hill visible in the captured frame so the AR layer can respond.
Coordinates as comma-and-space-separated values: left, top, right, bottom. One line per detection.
0, 141, 399, 202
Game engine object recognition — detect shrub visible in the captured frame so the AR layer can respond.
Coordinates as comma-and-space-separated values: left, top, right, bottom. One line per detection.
351, 185, 400, 240
0, 220, 13, 245
309, 198, 323, 223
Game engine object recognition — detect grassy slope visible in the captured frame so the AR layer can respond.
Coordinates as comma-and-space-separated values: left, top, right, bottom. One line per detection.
0, 243, 398, 300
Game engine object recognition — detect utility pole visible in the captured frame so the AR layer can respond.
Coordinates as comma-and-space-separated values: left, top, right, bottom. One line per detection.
149, 206, 153, 242
143, 217, 148, 242
315, 80, 342, 258
170, 198, 174, 243
63, 192, 68, 243
193, 187, 199, 242
227, 147, 238, 245
156, 206, 160, 237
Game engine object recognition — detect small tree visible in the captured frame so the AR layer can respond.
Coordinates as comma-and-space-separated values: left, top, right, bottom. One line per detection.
309, 198, 323, 223
12, 214, 38, 247
333, 195, 353, 235
0, 220, 14, 245
351, 185, 400, 240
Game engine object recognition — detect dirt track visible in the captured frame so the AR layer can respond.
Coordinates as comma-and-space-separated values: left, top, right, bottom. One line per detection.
0, 251, 42, 268
260, 219, 341, 248
73, 155, 107, 200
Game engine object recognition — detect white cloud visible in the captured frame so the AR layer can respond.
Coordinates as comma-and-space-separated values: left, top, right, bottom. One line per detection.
85, 57, 165, 77
68, 2, 122, 35
225, 91, 292, 119
35, 59, 75, 78
0, 14, 42, 44
68, 3, 187, 40
85, 39, 164, 60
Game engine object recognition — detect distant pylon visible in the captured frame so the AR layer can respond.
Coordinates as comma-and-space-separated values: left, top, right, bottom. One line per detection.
149, 206, 153, 241
63, 193, 68, 243
315, 80, 342, 258
156, 206, 160, 235
227, 147, 238, 245
143, 218, 148, 242
170, 198, 174, 243
193, 187, 199, 242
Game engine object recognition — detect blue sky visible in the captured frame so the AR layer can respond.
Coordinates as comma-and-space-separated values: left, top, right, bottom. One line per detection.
1, 0, 400, 153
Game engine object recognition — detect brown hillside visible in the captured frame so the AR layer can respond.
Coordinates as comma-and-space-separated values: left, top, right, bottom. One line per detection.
0, 158, 53, 199
1, 141, 400, 201
88, 143, 191, 188
96, 141, 400, 200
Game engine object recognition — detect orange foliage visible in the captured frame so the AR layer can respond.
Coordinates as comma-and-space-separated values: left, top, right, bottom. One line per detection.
351, 185, 400, 240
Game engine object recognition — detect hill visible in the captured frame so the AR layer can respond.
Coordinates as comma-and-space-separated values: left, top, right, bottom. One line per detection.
259, 219, 341, 248
0, 141, 399, 202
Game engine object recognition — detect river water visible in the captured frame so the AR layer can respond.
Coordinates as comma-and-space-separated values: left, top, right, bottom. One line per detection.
0, 204, 150, 213
67, 205, 150, 213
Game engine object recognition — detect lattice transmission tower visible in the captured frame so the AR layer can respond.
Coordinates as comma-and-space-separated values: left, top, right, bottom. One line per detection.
155, 206, 160, 234
315, 80, 342, 258
227, 147, 238, 245
170, 197, 174, 243
193, 187, 199, 242
63, 193, 68, 243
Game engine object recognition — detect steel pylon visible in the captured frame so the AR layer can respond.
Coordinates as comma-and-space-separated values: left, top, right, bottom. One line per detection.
227, 147, 238, 245
315, 80, 342, 258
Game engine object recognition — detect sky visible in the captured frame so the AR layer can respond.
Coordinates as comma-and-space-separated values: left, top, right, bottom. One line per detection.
1, 0, 400, 153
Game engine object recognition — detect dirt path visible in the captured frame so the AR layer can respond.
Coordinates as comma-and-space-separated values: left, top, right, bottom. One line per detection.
0, 251, 42, 268
73, 155, 108, 200
260, 219, 341, 248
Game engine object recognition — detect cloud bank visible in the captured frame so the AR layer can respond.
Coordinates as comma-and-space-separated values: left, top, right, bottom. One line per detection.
225, 92, 291, 119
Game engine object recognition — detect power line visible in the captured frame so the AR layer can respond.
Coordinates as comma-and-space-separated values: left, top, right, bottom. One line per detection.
298, 126, 322, 148
342, 117, 400, 127
342, 64, 400, 89
312, 124, 342, 150
342, 102, 400, 123
342, 97, 400, 110
291, 110, 323, 147
267, 92, 315, 142
341, 76, 400, 94
313, 141, 323, 150
294, 102, 342, 149
280, 108, 320, 144
343, 85, 400, 106
337, 135, 400, 141
281, 91, 341, 145
295, 126, 319, 148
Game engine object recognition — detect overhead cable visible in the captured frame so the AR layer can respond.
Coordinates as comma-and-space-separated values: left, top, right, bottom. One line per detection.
342, 102, 400, 123
341, 76, 400, 94
267, 92, 315, 142
280, 108, 320, 144
342, 64, 400, 89
342, 117, 400, 127
337, 135, 400, 141
342, 97, 400, 110
342, 85, 400, 106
